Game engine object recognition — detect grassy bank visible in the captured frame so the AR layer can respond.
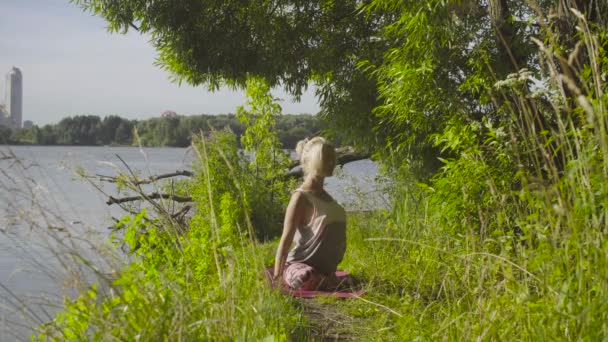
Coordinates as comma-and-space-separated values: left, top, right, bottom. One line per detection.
316, 12, 608, 340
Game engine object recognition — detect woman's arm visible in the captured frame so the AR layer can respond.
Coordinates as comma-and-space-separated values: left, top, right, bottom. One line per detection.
273, 191, 307, 282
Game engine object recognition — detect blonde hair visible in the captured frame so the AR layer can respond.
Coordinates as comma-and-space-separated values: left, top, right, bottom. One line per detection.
296, 137, 337, 177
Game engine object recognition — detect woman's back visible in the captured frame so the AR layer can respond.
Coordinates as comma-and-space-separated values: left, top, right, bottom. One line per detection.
287, 189, 346, 274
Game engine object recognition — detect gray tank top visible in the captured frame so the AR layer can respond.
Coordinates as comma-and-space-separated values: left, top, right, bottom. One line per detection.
286, 189, 347, 274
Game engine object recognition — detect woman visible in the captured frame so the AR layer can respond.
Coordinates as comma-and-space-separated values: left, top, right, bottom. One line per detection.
273, 137, 347, 290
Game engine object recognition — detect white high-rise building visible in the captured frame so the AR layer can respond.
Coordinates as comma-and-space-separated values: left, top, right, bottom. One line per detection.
5, 67, 23, 129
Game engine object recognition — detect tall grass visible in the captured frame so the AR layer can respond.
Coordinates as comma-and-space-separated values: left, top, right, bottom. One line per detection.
332, 8, 608, 340
28, 130, 309, 340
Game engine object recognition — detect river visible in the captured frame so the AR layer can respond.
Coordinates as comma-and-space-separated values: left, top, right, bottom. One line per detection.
0, 145, 383, 340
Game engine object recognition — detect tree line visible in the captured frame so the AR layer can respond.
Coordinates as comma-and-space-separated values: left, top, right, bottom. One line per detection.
0, 113, 324, 148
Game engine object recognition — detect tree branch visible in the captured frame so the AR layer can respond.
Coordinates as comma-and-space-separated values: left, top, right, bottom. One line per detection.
96, 170, 193, 185
106, 193, 193, 205
172, 205, 192, 219
129, 22, 140, 31
282, 148, 371, 179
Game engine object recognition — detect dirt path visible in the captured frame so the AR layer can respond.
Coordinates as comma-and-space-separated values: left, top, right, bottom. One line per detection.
296, 299, 368, 341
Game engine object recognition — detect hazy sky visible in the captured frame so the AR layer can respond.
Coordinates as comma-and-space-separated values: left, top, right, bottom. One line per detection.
0, 0, 319, 125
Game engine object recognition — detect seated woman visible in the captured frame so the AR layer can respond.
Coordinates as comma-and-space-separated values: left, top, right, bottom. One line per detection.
273, 137, 347, 290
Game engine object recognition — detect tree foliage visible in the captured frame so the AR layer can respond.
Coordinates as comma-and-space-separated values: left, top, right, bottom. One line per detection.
72, 0, 608, 176
72, 0, 389, 146
236, 77, 295, 237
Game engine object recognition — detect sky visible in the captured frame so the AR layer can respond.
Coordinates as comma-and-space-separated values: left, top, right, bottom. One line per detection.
0, 0, 319, 125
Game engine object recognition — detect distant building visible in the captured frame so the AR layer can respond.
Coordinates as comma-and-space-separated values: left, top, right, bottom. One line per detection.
5, 67, 23, 129
161, 110, 177, 118
23, 120, 33, 129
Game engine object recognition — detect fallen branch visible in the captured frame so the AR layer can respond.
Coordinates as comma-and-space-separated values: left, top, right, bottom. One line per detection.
97, 170, 193, 185
106, 192, 193, 205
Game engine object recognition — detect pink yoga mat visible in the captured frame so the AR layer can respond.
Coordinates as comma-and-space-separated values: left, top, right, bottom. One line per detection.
265, 267, 365, 298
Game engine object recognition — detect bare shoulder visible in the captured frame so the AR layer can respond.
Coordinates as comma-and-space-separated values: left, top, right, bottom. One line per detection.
288, 190, 307, 207
284, 190, 312, 226
287, 190, 313, 213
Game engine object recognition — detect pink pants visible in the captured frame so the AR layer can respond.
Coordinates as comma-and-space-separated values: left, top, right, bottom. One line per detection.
283, 263, 340, 290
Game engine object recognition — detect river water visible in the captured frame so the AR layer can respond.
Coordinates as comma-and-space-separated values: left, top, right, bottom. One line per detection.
0, 145, 383, 340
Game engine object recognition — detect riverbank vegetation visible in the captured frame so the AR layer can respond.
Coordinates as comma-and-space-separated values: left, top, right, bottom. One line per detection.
25, 0, 608, 340
0, 113, 323, 148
